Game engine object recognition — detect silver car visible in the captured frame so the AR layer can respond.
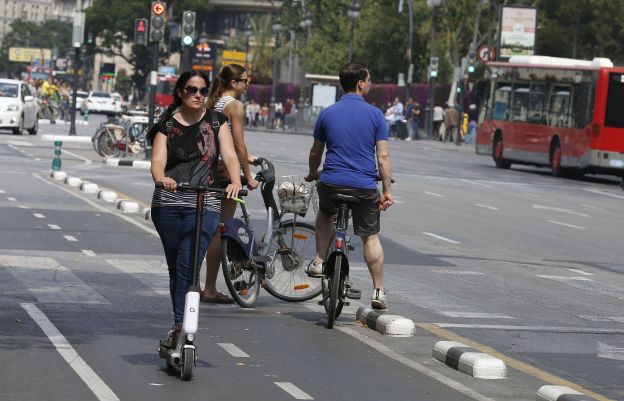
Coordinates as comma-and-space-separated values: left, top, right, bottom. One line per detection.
0, 79, 38, 135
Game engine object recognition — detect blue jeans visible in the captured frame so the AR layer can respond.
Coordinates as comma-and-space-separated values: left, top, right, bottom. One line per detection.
410, 119, 420, 139
152, 206, 220, 325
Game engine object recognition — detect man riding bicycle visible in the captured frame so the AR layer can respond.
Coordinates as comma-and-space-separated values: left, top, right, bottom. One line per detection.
305, 62, 394, 310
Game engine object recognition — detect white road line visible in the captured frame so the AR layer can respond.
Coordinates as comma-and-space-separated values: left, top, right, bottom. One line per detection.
20, 303, 120, 401
581, 204, 597, 209
274, 382, 314, 400
48, 224, 61, 230
0, 189, 5, 194
433, 323, 624, 334
474, 203, 499, 211
18, 205, 31, 209
82, 250, 96, 257
337, 326, 497, 401
439, 311, 515, 319
7, 196, 16, 201
64, 235, 78, 242
533, 204, 589, 217
423, 232, 462, 244
460, 179, 493, 188
34, 213, 45, 219
432, 270, 484, 275
585, 188, 624, 200
546, 220, 586, 230
521, 192, 542, 198
423, 191, 443, 197
62, 148, 93, 165
536, 274, 593, 282
217, 343, 250, 358
566, 268, 595, 276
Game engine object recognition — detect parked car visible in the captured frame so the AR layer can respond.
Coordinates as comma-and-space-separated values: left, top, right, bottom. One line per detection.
111, 92, 126, 113
73, 90, 88, 110
0, 78, 38, 135
85, 91, 117, 114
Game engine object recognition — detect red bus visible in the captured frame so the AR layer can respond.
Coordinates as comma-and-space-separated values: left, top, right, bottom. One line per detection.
155, 73, 178, 108
476, 55, 624, 178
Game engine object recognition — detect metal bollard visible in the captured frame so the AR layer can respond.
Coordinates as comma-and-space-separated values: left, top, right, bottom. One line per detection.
52, 140, 62, 171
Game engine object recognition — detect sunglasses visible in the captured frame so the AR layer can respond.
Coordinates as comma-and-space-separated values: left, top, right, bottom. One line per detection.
234, 77, 250, 84
184, 85, 209, 96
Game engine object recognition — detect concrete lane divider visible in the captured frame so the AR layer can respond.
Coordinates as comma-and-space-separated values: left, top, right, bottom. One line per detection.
80, 182, 99, 194
105, 158, 151, 169
116, 199, 140, 213
143, 207, 151, 221
64, 176, 82, 187
51, 170, 67, 181
432, 341, 507, 379
355, 305, 415, 337
41, 134, 92, 143
97, 189, 118, 203
536, 385, 594, 401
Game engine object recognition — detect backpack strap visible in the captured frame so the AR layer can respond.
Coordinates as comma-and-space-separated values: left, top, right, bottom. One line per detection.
211, 110, 221, 130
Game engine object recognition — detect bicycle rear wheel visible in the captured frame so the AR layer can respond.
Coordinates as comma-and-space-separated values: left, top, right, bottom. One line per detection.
325, 253, 343, 329
263, 221, 322, 302
94, 126, 121, 157
221, 237, 260, 307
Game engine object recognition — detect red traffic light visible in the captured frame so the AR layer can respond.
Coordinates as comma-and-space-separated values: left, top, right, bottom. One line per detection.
137, 20, 146, 32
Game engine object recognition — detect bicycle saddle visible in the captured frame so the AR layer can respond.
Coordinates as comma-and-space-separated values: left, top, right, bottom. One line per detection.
330, 193, 361, 205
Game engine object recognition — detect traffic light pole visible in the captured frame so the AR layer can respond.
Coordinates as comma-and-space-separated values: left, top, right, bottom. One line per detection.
68, 46, 79, 136
146, 42, 159, 160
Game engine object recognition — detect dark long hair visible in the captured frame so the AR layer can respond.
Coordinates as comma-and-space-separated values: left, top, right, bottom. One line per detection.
147, 70, 210, 143
207, 63, 247, 109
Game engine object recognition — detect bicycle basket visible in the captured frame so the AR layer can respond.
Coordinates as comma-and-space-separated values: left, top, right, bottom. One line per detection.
277, 176, 314, 215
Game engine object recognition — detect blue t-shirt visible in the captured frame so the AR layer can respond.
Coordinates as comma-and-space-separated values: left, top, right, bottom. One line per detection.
313, 93, 389, 190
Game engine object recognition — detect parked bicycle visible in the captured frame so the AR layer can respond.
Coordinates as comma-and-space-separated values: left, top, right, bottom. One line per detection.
220, 157, 322, 307
91, 114, 148, 157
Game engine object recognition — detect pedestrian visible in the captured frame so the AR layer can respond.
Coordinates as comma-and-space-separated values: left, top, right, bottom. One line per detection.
411, 101, 421, 140
274, 101, 284, 129
465, 103, 478, 144
260, 103, 269, 126
202, 63, 259, 304
404, 98, 415, 141
305, 62, 394, 310
433, 103, 444, 140
443, 103, 459, 143
148, 70, 243, 345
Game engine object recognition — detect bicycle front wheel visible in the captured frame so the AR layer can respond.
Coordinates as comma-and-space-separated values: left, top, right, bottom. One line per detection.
221, 237, 260, 307
95, 127, 120, 157
264, 221, 322, 302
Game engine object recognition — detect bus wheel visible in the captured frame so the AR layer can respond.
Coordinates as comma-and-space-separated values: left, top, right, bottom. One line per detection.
493, 136, 511, 169
550, 143, 564, 177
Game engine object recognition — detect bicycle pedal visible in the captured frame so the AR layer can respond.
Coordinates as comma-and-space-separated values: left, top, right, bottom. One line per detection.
343, 301, 350, 307
317, 300, 324, 305
346, 288, 361, 299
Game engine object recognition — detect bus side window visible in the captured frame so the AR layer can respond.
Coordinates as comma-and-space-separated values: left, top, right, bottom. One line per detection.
528, 84, 545, 124
549, 86, 571, 128
511, 83, 529, 122
492, 83, 511, 120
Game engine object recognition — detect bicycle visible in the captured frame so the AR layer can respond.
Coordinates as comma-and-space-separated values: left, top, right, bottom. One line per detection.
220, 157, 322, 307
318, 176, 394, 329
91, 115, 147, 157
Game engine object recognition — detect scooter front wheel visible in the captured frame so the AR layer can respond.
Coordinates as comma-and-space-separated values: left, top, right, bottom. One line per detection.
221, 237, 260, 307
180, 347, 195, 381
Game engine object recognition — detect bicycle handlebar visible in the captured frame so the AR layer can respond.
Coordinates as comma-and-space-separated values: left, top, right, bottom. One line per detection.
155, 182, 248, 197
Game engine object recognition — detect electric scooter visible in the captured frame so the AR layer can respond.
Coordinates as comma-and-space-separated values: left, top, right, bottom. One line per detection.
155, 182, 246, 380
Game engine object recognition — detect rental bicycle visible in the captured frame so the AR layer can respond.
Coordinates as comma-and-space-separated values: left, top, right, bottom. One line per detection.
91, 114, 148, 157
220, 157, 322, 307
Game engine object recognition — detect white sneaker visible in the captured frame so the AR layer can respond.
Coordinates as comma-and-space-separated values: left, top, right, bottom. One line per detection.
305, 260, 324, 277
371, 288, 387, 310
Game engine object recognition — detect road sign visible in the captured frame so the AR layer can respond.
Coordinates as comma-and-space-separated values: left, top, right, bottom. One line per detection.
152, 2, 165, 15
9, 47, 52, 63
477, 45, 495, 63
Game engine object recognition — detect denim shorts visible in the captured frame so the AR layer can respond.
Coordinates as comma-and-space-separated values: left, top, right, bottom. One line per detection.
317, 182, 380, 236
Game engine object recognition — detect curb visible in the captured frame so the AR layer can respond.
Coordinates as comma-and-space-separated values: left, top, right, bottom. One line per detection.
39, 119, 90, 126
116, 199, 140, 213
97, 189, 118, 203
41, 134, 92, 143
432, 341, 507, 379
537, 385, 595, 401
64, 176, 82, 187
105, 158, 151, 169
80, 182, 99, 194
50, 170, 67, 181
355, 305, 415, 337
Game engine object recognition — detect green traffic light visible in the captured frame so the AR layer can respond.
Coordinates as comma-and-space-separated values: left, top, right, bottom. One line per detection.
456, 86, 462, 93
182, 35, 193, 46
430, 71, 438, 78
468, 65, 475, 73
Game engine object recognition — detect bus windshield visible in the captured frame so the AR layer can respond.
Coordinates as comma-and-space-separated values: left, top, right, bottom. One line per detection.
605, 72, 624, 128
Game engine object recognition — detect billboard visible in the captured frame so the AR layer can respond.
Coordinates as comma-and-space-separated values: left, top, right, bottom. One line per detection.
499, 6, 537, 59
9, 47, 52, 63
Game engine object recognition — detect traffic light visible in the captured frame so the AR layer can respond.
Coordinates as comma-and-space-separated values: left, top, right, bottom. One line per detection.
456, 81, 463, 93
134, 18, 147, 46
150, 1, 166, 43
181, 11, 196, 46
430, 56, 439, 78
467, 51, 476, 73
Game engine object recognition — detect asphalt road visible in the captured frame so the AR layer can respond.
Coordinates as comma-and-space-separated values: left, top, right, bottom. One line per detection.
1, 119, 623, 400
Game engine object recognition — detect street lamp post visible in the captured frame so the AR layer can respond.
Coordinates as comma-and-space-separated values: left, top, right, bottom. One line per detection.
298, 9, 312, 107
427, 0, 442, 139
347, 0, 361, 62
241, 18, 253, 104
270, 14, 283, 129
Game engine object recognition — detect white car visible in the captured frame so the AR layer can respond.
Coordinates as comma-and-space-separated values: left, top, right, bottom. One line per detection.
0, 78, 38, 135
85, 91, 117, 114
73, 90, 88, 110
111, 92, 126, 113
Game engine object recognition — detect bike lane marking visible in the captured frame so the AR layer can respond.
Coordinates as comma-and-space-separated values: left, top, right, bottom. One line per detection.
217, 343, 250, 358
274, 382, 314, 400
21, 303, 120, 401
423, 232, 462, 244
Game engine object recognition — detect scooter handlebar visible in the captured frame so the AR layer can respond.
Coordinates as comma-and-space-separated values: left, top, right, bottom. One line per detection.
155, 182, 248, 197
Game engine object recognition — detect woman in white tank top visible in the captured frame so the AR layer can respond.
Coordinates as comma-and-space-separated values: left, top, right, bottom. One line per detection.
200, 64, 258, 304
